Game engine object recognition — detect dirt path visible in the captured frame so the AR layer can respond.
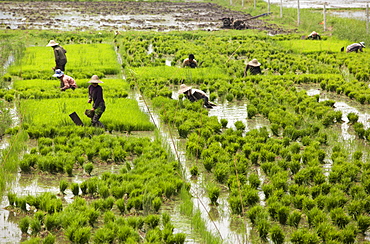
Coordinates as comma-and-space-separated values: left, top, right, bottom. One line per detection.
0, 1, 289, 33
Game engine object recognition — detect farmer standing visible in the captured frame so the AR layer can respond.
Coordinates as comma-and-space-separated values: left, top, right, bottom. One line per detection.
244, 58, 262, 76
47, 40, 67, 71
342, 42, 365, 53
88, 75, 105, 128
178, 84, 215, 108
306, 31, 321, 40
183, 54, 198, 68
52, 69, 77, 91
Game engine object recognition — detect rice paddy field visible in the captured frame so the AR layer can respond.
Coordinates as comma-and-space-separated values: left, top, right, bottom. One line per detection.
1, 1, 370, 244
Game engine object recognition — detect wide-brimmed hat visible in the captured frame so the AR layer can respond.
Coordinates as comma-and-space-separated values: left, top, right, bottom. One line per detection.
46, 40, 59, 46
248, 59, 261, 67
88, 75, 104, 83
52, 69, 64, 78
360, 42, 366, 47
178, 84, 192, 94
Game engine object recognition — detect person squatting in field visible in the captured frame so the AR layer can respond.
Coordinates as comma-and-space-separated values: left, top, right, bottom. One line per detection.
47, 40, 67, 71
52, 69, 77, 91
244, 58, 262, 76
182, 54, 198, 68
341, 42, 366, 53
178, 84, 215, 108
88, 75, 106, 128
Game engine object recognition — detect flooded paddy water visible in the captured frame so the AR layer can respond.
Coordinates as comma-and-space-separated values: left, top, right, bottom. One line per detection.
266, 0, 370, 20
1, 1, 370, 243
0, 1, 284, 33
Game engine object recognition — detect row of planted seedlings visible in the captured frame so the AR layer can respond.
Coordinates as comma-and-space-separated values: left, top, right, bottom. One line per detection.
117, 31, 340, 77
13, 132, 188, 243
117, 30, 370, 106
277, 38, 370, 82
130, 71, 370, 243
1, 40, 193, 243
122, 32, 370, 243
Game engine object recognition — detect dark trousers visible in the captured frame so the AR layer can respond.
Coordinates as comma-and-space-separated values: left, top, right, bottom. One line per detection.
92, 102, 106, 128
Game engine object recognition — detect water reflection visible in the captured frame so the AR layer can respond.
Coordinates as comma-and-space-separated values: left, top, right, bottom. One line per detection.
208, 101, 248, 131
302, 87, 370, 141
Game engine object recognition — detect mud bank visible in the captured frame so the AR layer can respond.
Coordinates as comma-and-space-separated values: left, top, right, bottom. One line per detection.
0, 1, 287, 33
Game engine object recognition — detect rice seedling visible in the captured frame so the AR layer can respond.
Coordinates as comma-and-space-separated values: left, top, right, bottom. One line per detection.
59, 180, 68, 194
8, 44, 121, 79
18, 97, 154, 131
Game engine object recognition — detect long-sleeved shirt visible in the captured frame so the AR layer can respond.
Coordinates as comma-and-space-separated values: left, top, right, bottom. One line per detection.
88, 85, 105, 109
346, 43, 364, 53
60, 75, 77, 90
245, 65, 261, 76
53, 46, 67, 66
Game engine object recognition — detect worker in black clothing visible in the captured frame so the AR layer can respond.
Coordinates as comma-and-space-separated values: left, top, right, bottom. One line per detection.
244, 59, 262, 76
47, 40, 67, 71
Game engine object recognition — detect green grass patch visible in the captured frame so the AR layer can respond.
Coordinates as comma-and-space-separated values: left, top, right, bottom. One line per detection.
8, 44, 121, 79
12, 78, 129, 99
276, 39, 349, 54
19, 97, 154, 131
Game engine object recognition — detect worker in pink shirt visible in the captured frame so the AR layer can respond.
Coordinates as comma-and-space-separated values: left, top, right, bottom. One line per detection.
52, 69, 77, 91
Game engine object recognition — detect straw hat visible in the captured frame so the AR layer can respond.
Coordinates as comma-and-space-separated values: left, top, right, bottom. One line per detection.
88, 75, 104, 83
52, 69, 64, 78
46, 40, 59, 46
248, 59, 261, 67
178, 84, 192, 94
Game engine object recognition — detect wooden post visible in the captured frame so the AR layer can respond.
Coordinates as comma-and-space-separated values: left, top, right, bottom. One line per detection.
323, 3, 327, 31
280, 0, 283, 18
367, 4, 369, 34
268, 0, 270, 13
254, 0, 256, 9
297, 0, 300, 26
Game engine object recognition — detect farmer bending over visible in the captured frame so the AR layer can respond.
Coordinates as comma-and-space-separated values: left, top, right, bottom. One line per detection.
53, 69, 77, 91
306, 31, 321, 40
244, 59, 262, 76
183, 54, 198, 68
88, 75, 105, 128
178, 84, 215, 108
342, 42, 365, 53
